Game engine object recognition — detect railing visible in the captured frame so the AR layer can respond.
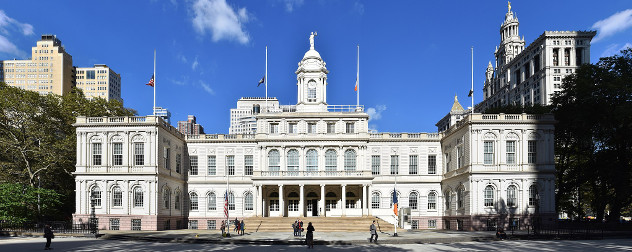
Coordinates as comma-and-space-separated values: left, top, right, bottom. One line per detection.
327, 105, 364, 112
258, 170, 371, 177
186, 134, 256, 141
369, 132, 441, 140
0, 221, 95, 234
527, 221, 604, 240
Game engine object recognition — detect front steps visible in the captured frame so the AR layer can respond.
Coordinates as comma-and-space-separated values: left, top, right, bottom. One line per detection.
239, 216, 394, 233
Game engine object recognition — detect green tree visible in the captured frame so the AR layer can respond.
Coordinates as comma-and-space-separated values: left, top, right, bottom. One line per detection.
0, 83, 135, 220
552, 48, 632, 222
0, 182, 62, 223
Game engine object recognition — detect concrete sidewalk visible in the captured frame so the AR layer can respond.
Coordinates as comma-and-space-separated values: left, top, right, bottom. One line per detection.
98, 229, 499, 245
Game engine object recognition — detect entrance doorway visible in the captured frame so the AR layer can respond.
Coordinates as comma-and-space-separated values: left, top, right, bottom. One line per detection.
305, 192, 319, 217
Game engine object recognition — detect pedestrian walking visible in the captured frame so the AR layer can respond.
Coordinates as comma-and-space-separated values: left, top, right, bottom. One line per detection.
369, 220, 379, 243
220, 220, 226, 237
306, 222, 315, 249
44, 224, 54, 250
234, 217, 239, 232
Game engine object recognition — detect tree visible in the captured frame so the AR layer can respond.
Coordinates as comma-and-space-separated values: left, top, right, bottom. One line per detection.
0, 183, 62, 223
0, 83, 135, 220
552, 48, 632, 222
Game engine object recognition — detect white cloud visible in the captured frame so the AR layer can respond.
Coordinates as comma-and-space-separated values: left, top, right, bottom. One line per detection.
600, 43, 632, 57
281, 0, 304, 12
0, 10, 33, 57
192, 56, 199, 70
352, 1, 364, 15
178, 53, 188, 63
366, 104, 386, 121
0, 35, 22, 56
200, 81, 215, 95
591, 9, 632, 42
190, 0, 250, 44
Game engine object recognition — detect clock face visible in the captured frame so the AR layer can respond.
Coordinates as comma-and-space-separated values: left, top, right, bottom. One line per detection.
308, 82, 316, 88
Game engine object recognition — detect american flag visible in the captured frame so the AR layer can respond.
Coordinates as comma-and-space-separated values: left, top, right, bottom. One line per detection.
224, 192, 229, 218
146, 74, 154, 87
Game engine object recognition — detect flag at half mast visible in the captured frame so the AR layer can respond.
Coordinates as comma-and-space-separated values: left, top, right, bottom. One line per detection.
258, 75, 265, 87
146, 74, 154, 87
224, 191, 229, 219
393, 189, 398, 216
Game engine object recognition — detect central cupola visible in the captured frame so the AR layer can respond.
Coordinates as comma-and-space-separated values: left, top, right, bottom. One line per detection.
296, 32, 329, 112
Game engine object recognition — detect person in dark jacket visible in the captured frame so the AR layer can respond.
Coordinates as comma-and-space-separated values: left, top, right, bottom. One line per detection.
369, 220, 378, 243
306, 222, 315, 249
44, 224, 54, 250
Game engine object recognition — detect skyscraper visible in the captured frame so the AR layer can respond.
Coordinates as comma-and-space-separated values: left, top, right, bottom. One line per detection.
75, 64, 122, 103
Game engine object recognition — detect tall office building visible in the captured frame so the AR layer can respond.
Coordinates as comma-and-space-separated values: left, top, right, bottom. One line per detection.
178, 115, 205, 135
229, 97, 282, 134
153, 107, 171, 125
476, 4, 596, 112
0, 35, 74, 95
75, 64, 122, 103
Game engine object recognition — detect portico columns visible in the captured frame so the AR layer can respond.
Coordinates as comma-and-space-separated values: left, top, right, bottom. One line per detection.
257, 185, 263, 217
299, 184, 304, 217
279, 184, 284, 217
341, 184, 346, 216
320, 184, 325, 217
362, 184, 368, 216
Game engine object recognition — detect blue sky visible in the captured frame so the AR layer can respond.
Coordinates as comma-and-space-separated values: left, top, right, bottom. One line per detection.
1, 0, 631, 133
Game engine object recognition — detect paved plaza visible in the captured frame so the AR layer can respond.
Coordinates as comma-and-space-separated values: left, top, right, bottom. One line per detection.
2, 236, 632, 251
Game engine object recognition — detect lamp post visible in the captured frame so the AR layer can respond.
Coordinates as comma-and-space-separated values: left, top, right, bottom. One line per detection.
534, 193, 540, 236
89, 192, 98, 235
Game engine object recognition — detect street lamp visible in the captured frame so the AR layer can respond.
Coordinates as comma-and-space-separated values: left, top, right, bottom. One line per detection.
89, 192, 98, 235
534, 193, 540, 236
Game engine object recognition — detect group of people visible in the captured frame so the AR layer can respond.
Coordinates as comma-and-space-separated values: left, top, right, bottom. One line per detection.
220, 218, 246, 237
291, 219, 303, 237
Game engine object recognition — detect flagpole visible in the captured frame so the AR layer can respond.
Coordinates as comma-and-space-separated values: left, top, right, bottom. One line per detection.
226, 166, 230, 236
471, 47, 474, 115
153, 50, 156, 116
265, 46, 268, 112
394, 171, 398, 237
356, 45, 359, 108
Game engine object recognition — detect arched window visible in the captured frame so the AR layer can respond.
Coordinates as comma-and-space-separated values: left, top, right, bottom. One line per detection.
175, 190, 181, 210
409, 192, 418, 210
91, 186, 101, 207
484, 185, 494, 207
287, 149, 299, 175
344, 149, 356, 171
244, 192, 253, 211
163, 187, 171, 209
190, 192, 198, 211
134, 187, 144, 207
371, 192, 380, 209
457, 187, 465, 209
528, 185, 538, 206
507, 185, 517, 207
268, 150, 280, 173
325, 149, 337, 172
228, 192, 235, 210
428, 192, 437, 210
112, 186, 122, 207
444, 191, 451, 210
207, 192, 216, 211
306, 192, 318, 198
306, 149, 318, 172
307, 80, 316, 102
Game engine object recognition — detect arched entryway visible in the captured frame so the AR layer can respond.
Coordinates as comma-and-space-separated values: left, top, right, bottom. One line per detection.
305, 192, 319, 217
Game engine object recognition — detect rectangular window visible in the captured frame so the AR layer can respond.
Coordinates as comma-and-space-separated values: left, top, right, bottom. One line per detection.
134, 143, 144, 166
188, 220, 198, 230
428, 155, 436, 174
484, 141, 494, 165
288, 200, 299, 211
176, 153, 182, 173
409, 155, 418, 175
457, 146, 464, 168
207, 155, 216, 175
113, 190, 122, 207
327, 123, 335, 133
109, 218, 120, 230
371, 155, 381, 175
207, 220, 216, 230
269, 200, 279, 211
164, 148, 170, 170
92, 143, 102, 166
112, 143, 122, 166
308, 122, 316, 134
390, 155, 399, 175
553, 48, 559, 66
131, 219, 141, 231
190, 156, 198, 175
411, 220, 419, 229
289, 123, 297, 134
244, 155, 253, 175
270, 123, 278, 134
428, 220, 437, 229
346, 200, 356, 209
346, 122, 355, 133
86, 70, 95, 79
326, 200, 337, 211
528, 140, 537, 164
226, 155, 235, 175
506, 141, 516, 164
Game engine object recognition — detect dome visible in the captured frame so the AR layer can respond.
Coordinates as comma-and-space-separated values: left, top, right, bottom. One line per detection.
303, 49, 321, 59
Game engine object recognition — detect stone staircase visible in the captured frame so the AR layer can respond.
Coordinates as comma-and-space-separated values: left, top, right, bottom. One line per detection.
242, 216, 394, 233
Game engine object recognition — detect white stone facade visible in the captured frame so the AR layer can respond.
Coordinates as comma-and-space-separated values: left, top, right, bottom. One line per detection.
73, 33, 556, 231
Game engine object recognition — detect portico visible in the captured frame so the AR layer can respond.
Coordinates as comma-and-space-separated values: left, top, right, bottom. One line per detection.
254, 182, 372, 217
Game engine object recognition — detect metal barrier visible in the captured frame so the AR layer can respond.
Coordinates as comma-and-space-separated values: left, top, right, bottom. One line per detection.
0, 221, 95, 234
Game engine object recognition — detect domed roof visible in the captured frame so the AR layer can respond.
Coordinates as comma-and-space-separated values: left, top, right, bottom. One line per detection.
303, 49, 321, 59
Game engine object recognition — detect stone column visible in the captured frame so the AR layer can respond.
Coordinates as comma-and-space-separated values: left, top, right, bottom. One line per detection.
299, 184, 304, 217
257, 185, 263, 217
341, 184, 346, 216
362, 184, 368, 216
279, 184, 284, 217
320, 184, 325, 217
